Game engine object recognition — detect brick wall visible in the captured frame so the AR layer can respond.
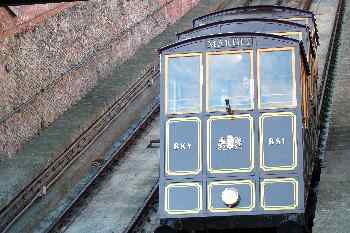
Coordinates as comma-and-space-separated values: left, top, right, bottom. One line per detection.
0, 0, 200, 156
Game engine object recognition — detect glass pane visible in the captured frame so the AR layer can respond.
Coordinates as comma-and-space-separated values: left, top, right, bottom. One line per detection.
286, 33, 301, 41
287, 18, 307, 26
207, 52, 253, 112
259, 49, 296, 109
275, 33, 301, 41
167, 55, 201, 114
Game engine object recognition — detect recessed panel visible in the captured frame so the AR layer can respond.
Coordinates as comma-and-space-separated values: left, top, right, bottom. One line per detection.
259, 112, 297, 171
166, 118, 201, 175
208, 180, 255, 212
208, 115, 253, 173
165, 183, 202, 215
261, 178, 298, 210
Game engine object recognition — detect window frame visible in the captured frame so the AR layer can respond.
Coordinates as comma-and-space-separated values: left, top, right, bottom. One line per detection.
301, 56, 311, 128
257, 47, 297, 110
164, 53, 203, 115
205, 50, 254, 112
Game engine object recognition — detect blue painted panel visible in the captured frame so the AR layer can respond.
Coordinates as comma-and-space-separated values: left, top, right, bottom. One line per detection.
260, 113, 297, 171
165, 182, 202, 214
208, 180, 255, 212
261, 177, 299, 210
166, 118, 201, 175
208, 116, 253, 173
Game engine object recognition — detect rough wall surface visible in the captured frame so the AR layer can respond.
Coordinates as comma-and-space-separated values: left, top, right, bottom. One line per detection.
0, 0, 200, 156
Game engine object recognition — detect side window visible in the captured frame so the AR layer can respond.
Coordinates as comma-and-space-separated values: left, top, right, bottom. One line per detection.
273, 32, 302, 41
301, 59, 311, 128
207, 51, 253, 112
280, 17, 308, 26
166, 54, 202, 114
258, 48, 297, 109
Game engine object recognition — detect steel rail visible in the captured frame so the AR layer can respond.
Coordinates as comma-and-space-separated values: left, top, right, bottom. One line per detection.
0, 62, 159, 233
122, 183, 159, 233
48, 102, 160, 233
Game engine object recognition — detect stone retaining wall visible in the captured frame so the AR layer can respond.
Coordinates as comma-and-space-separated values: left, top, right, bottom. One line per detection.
0, 0, 199, 156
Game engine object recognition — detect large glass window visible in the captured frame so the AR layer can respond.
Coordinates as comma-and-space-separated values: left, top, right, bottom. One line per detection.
207, 51, 253, 112
258, 48, 296, 109
166, 54, 202, 114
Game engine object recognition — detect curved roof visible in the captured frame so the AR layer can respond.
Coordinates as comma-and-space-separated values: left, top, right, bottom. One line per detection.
192, 5, 318, 44
193, 5, 316, 27
177, 18, 315, 57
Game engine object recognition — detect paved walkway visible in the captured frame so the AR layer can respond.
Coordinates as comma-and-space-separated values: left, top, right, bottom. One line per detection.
313, 0, 350, 232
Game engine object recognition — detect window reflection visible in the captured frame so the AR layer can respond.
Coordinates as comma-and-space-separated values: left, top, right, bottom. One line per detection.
274, 32, 302, 41
281, 18, 308, 26
259, 49, 296, 109
167, 55, 201, 114
207, 52, 253, 112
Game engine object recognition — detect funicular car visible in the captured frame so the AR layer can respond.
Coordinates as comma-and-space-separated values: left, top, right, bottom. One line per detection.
156, 30, 319, 233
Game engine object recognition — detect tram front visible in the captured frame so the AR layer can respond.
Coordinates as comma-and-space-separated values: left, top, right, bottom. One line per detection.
158, 32, 308, 232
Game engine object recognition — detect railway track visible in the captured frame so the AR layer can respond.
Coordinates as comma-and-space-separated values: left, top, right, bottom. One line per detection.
0, 63, 159, 232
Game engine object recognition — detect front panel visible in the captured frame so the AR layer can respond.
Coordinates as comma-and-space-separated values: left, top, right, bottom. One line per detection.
261, 177, 299, 211
207, 115, 254, 174
208, 179, 255, 212
166, 118, 201, 175
159, 34, 304, 220
260, 112, 297, 171
164, 182, 203, 215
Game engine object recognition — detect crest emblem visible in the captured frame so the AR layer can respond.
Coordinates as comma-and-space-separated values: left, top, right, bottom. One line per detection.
217, 135, 242, 151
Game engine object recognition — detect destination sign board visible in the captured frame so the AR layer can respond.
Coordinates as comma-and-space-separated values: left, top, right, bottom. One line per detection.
206, 37, 253, 49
